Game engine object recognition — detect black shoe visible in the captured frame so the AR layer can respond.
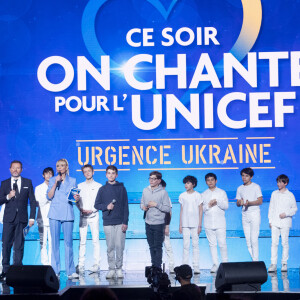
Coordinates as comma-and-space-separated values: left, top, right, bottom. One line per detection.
0, 272, 6, 282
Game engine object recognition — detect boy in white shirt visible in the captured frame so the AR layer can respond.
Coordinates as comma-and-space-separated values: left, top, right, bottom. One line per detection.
202, 173, 228, 273
236, 167, 263, 261
268, 174, 297, 273
179, 175, 203, 274
77, 164, 102, 273
35, 167, 54, 265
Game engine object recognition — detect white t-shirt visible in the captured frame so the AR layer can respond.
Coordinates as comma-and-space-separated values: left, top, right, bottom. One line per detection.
78, 180, 102, 218
236, 182, 262, 214
179, 191, 203, 227
35, 182, 51, 226
202, 187, 228, 229
268, 189, 297, 228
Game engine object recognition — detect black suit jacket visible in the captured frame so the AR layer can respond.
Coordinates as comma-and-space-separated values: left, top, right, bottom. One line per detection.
0, 177, 36, 223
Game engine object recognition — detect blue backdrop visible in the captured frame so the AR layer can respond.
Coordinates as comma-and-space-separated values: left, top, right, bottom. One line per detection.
0, 0, 299, 198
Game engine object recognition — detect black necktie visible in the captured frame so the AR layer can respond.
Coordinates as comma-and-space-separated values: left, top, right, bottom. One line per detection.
13, 179, 19, 197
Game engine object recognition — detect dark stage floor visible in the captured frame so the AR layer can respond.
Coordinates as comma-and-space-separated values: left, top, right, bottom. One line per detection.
1, 268, 300, 296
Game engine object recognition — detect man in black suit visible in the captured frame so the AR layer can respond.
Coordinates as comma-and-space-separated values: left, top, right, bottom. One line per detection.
0, 160, 36, 281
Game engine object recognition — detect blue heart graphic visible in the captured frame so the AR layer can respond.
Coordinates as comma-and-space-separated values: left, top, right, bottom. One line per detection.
81, 0, 262, 99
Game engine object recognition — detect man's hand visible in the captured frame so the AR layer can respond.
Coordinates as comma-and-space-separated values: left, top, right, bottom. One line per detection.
29, 220, 34, 227
244, 200, 249, 207
165, 225, 170, 236
279, 213, 286, 219
147, 201, 157, 208
82, 209, 93, 216
141, 205, 148, 211
209, 199, 217, 208
236, 199, 244, 207
8, 190, 16, 199
197, 225, 202, 235
107, 203, 114, 210
269, 223, 272, 228
121, 224, 128, 232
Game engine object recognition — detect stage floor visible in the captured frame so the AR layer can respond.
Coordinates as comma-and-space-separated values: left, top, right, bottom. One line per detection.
1, 268, 300, 295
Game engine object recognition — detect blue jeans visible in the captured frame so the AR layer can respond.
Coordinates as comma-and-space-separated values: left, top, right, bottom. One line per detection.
145, 223, 165, 268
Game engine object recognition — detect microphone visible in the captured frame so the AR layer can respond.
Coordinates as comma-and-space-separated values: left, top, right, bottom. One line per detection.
12, 182, 18, 200
108, 199, 116, 214
57, 172, 62, 190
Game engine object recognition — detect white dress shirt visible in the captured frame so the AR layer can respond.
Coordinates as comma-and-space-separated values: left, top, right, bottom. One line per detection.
6, 177, 21, 200
202, 187, 228, 229
77, 180, 102, 218
268, 189, 297, 228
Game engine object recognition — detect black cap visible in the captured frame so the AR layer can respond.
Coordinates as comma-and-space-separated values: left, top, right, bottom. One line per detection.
174, 264, 193, 280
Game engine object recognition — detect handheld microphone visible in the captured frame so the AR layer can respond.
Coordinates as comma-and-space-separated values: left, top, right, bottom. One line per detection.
108, 199, 116, 214
12, 182, 18, 200
57, 172, 62, 190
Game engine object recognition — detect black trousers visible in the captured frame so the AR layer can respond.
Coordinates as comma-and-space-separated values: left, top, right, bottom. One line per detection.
2, 213, 27, 273
145, 223, 165, 268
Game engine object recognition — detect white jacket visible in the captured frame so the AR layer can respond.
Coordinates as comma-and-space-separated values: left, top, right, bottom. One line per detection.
35, 182, 51, 226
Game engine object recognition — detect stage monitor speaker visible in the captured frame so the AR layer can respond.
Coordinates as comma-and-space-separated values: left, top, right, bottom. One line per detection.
6, 265, 59, 294
215, 261, 268, 293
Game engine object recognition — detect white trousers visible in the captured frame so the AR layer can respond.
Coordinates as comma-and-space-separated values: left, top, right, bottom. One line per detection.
271, 226, 290, 265
40, 225, 52, 265
163, 234, 174, 267
205, 228, 228, 266
104, 224, 126, 270
78, 214, 101, 267
242, 212, 261, 261
182, 227, 199, 268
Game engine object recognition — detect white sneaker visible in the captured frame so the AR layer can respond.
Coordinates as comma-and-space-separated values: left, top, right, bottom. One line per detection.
116, 269, 124, 278
210, 264, 218, 273
90, 264, 100, 273
268, 264, 277, 272
281, 264, 287, 272
68, 272, 79, 279
169, 265, 175, 273
194, 268, 200, 274
106, 269, 115, 279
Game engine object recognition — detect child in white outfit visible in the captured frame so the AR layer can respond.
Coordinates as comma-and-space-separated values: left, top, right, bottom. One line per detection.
236, 167, 263, 261
202, 173, 228, 273
77, 164, 102, 273
179, 175, 203, 274
35, 167, 54, 265
268, 174, 297, 273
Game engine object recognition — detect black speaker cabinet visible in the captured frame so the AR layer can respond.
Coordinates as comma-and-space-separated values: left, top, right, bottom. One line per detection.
215, 261, 268, 292
6, 265, 59, 294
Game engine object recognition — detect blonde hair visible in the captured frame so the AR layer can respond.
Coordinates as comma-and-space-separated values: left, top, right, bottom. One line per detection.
56, 158, 69, 175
